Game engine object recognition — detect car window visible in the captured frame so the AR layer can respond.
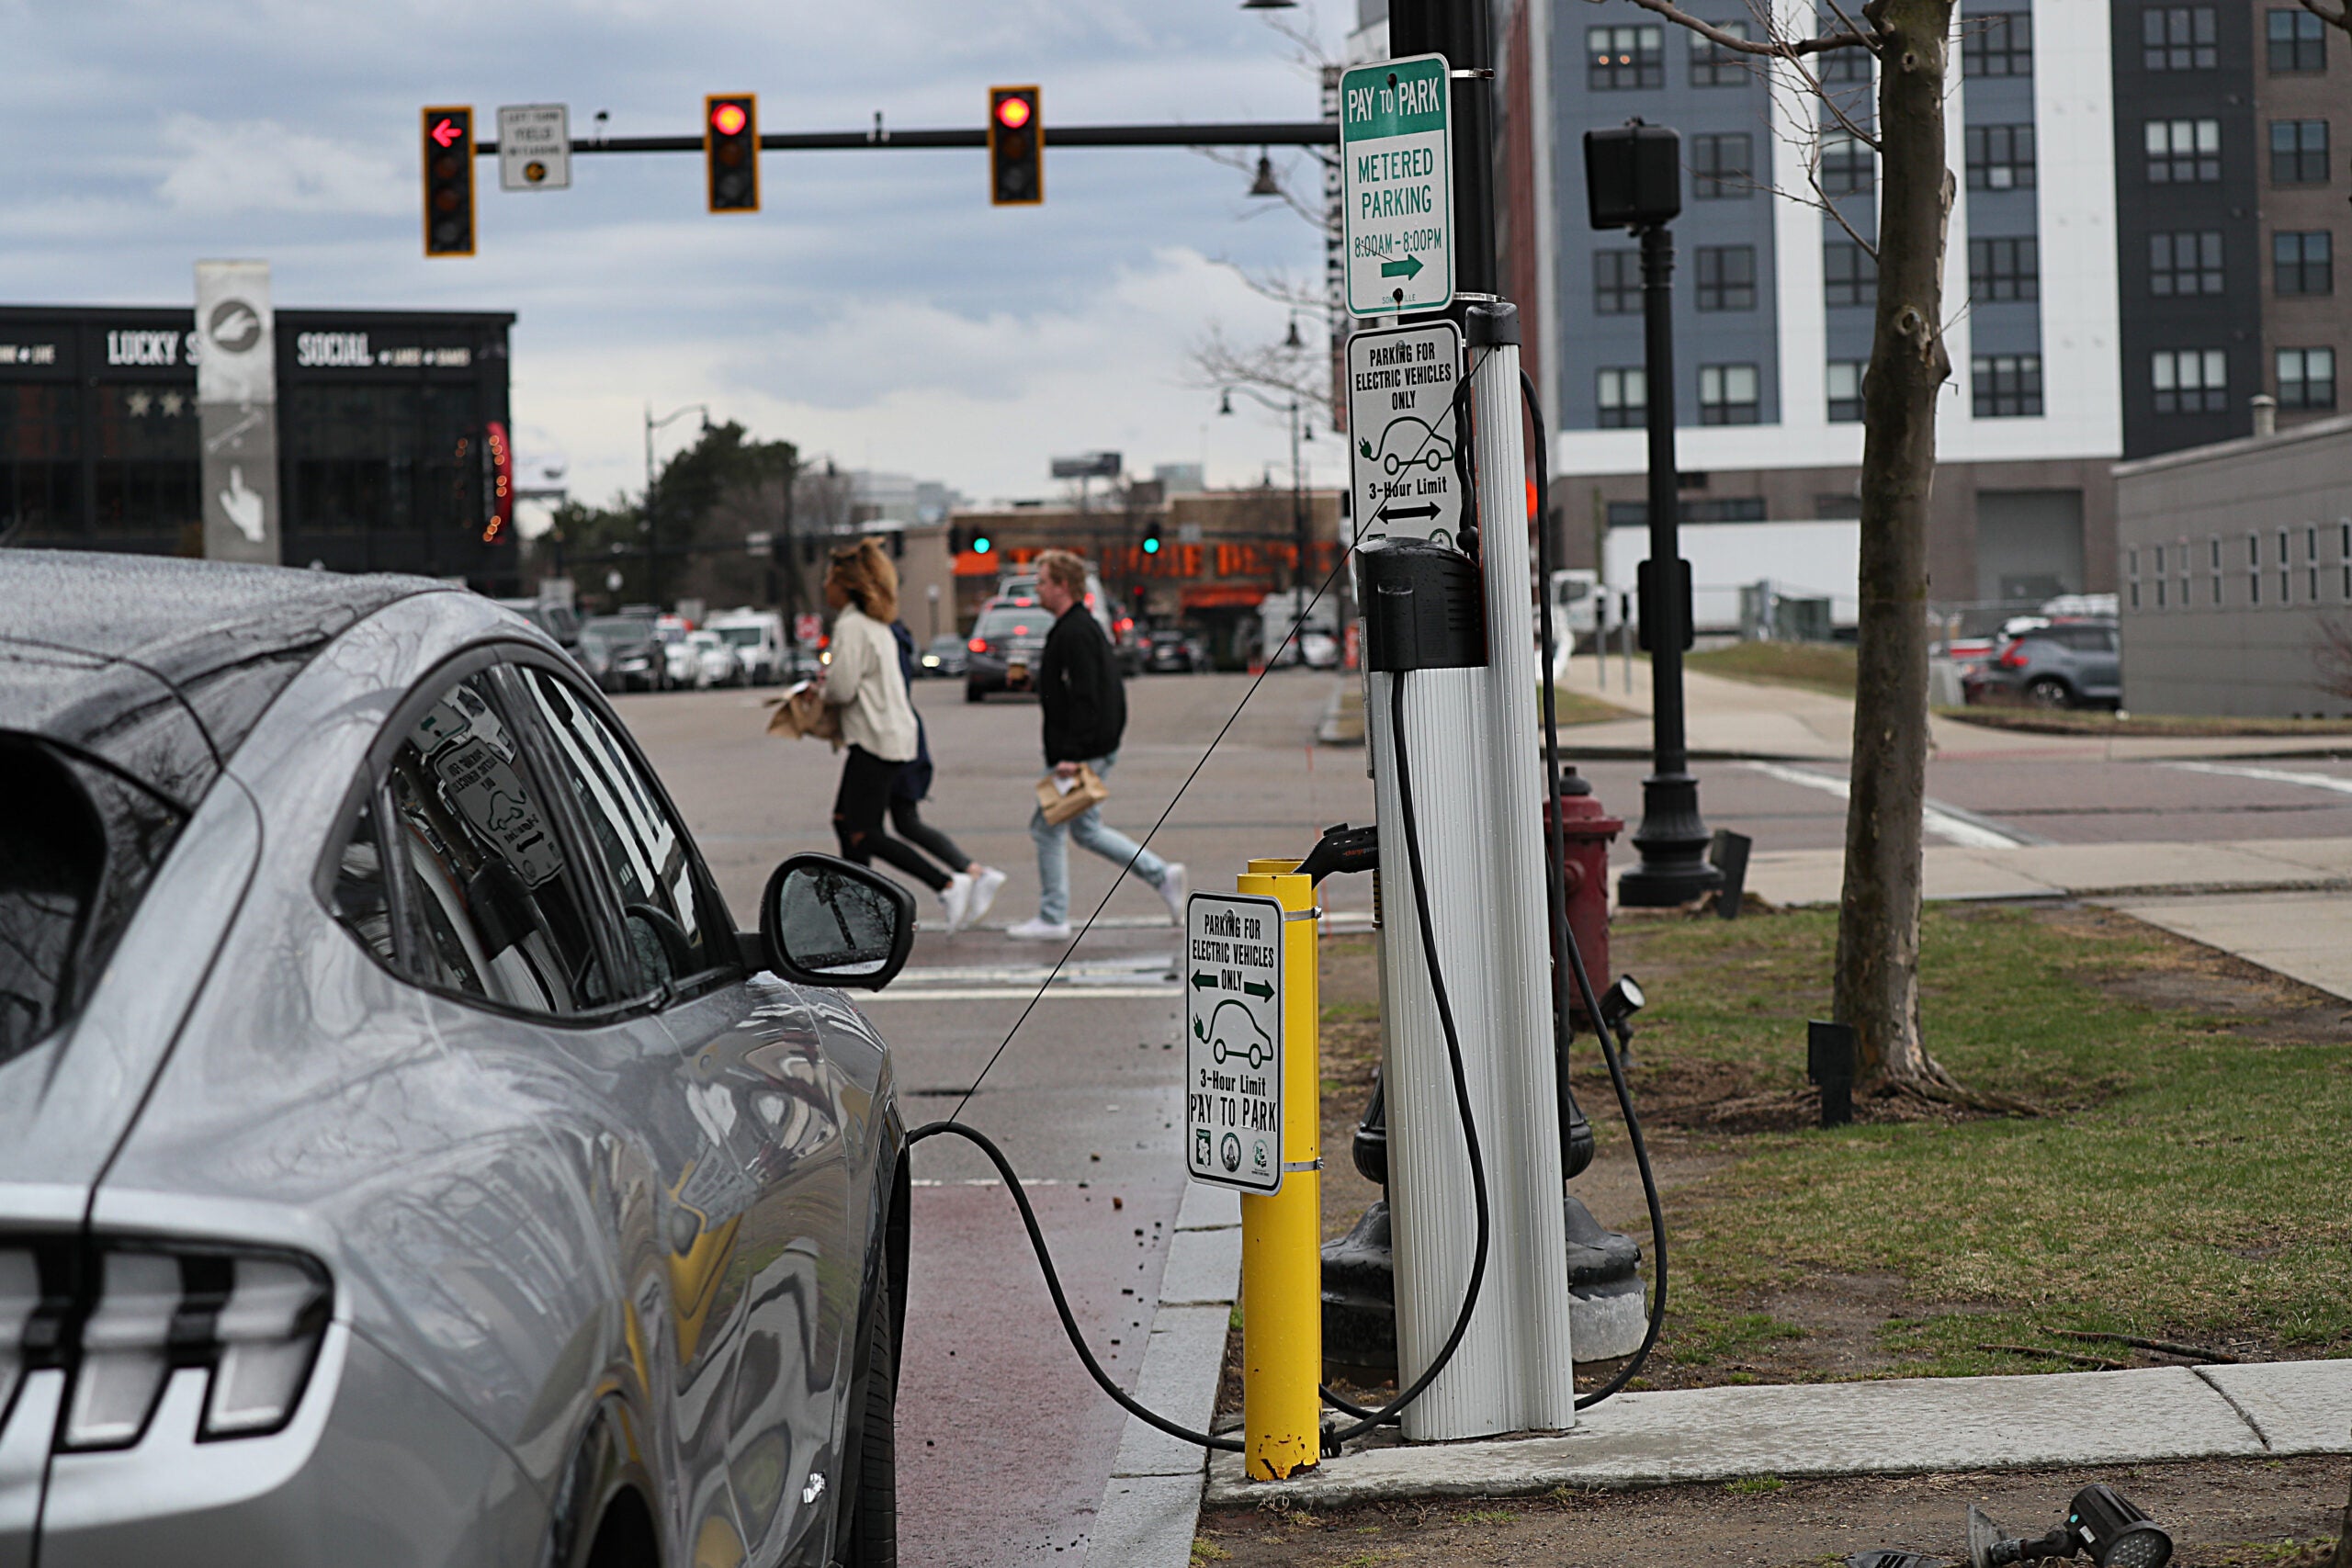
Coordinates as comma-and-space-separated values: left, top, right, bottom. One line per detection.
370, 671, 616, 1015
975, 607, 1046, 640
509, 664, 730, 991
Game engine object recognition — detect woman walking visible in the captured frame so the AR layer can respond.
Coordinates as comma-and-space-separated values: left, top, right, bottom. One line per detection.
819, 539, 976, 931
889, 617, 1008, 929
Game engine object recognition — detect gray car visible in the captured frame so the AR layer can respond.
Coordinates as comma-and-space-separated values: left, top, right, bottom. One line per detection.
0, 552, 913, 1567
1964, 618, 2123, 708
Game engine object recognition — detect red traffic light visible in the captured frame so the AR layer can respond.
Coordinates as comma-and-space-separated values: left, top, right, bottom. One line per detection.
995, 96, 1033, 130
712, 102, 748, 136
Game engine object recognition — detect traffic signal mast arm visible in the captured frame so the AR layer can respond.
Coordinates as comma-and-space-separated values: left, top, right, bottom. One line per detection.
468, 119, 1336, 154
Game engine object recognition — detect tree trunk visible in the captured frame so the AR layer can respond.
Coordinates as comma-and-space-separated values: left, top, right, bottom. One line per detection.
1834, 0, 1962, 1099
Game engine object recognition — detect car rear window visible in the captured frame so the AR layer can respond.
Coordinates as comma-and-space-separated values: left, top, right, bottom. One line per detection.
976, 608, 1046, 640
0, 737, 184, 1066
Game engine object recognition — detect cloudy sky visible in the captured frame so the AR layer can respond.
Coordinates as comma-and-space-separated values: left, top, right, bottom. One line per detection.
4, 0, 1351, 510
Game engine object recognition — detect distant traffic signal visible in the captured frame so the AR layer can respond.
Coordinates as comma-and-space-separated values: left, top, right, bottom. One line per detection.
971, 532, 993, 556
989, 86, 1043, 206
422, 107, 476, 257
1141, 521, 1162, 556
706, 95, 759, 212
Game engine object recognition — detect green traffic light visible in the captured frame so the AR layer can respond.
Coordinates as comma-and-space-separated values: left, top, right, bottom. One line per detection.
1142, 537, 1160, 554
973, 536, 991, 554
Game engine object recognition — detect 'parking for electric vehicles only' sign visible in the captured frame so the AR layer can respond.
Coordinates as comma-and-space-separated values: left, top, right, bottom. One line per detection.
1340, 53, 1453, 317
1347, 320, 1465, 549
1184, 893, 1285, 1194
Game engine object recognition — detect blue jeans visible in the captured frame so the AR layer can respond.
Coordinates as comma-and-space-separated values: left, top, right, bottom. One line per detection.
1030, 751, 1168, 925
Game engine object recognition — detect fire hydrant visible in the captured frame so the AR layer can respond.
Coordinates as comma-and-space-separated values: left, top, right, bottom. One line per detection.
1542, 766, 1623, 1024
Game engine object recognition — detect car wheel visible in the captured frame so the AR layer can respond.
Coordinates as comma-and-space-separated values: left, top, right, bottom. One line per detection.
2026, 676, 2072, 709
839, 1273, 899, 1567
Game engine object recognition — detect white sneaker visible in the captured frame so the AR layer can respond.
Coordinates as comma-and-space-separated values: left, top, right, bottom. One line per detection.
1157, 863, 1189, 924
938, 872, 974, 933
1006, 917, 1073, 942
967, 865, 1009, 927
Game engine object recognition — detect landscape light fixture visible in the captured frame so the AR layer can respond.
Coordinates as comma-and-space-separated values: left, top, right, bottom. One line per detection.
1283, 314, 1305, 351
1968, 1485, 2174, 1568
1597, 976, 1645, 1038
1248, 152, 1282, 197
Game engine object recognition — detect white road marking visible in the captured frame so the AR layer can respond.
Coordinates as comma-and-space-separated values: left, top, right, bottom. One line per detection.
1741, 761, 2039, 849
2167, 761, 2352, 797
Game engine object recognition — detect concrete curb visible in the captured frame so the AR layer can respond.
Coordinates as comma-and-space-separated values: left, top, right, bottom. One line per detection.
1202, 1359, 2352, 1510
1089, 1181, 1242, 1566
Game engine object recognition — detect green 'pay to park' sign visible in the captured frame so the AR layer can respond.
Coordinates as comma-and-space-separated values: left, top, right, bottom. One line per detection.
1340, 53, 1453, 318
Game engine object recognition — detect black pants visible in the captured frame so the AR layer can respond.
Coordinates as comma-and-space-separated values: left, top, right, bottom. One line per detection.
833, 746, 949, 893
888, 795, 971, 878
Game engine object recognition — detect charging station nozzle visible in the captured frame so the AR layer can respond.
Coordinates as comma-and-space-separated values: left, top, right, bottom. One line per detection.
1299, 821, 1379, 886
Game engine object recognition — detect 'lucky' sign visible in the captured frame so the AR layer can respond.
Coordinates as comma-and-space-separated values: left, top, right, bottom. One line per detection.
1340, 53, 1454, 318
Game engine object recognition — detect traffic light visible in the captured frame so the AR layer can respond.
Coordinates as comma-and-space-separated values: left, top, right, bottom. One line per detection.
971, 532, 993, 556
706, 95, 759, 213
988, 86, 1043, 206
421, 107, 475, 257
1141, 521, 1162, 556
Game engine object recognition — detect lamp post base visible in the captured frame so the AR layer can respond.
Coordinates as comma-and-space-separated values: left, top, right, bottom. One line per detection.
1617, 770, 1723, 908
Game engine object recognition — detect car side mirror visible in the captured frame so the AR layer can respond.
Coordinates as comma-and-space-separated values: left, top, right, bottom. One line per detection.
757, 853, 915, 991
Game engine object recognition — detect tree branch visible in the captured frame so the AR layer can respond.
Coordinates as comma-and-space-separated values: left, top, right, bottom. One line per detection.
1623, 0, 1877, 56
2296, 0, 2350, 30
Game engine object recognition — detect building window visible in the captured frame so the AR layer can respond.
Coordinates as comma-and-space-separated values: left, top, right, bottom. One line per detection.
2311, 525, 2323, 604
1597, 367, 1646, 428
1594, 249, 1641, 314
2342, 521, 2350, 602
2142, 6, 2217, 69
2271, 119, 2331, 184
1694, 245, 1758, 310
1690, 133, 1754, 198
1819, 130, 1874, 196
1969, 236, 2041, 302
2212, 536, 2225, 604
1965, 124, 2038, 191
1825, 240, 1878, 306
2278, 347, 2337, 410
1962, 11, 2033, 75
1826, 360, 1866, 423
1607, 497, 1767, 527
2153, 348, 2228, 413
2154, 545, 2167, 608
2149, 231, 2224, 295
2146, 118, 2221, 182
2281, 529, 2294, 604
1589, 25, 1665, 88
1816, 14, 1871, 80
2249, 532, 2262, 604
2128, 547, 2141, 610
1972, 354, 2044, 417
1698, 364, 1761, 424
2267, 7, 2327, 72
1690, 22, 1753, 85
1813, 491, 1864, 518
2274, 231, 2334, 295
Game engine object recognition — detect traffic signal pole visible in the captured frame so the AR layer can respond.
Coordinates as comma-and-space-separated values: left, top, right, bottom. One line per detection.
1360, 0, 1580, 1442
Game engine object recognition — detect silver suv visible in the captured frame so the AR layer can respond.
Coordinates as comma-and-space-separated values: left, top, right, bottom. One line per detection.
1966, 618, 2122, 708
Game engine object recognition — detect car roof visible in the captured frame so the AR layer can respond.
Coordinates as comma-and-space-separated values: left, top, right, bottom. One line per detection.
0, 549, 446, 811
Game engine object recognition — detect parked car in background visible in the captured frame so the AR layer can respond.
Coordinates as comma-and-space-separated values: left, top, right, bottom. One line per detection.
654, 615, 698, 689
685, 628, 748, 687
918, 634, 968, 678
1963, 620, 2122, 708
577, 615, 663, 692
782, 644, 826, 682
0, 552, 914, 1568
965, 600, 1054, 703
1143, 628, 1203, 673
493, 598, 581, 655
707, 608, 787, 683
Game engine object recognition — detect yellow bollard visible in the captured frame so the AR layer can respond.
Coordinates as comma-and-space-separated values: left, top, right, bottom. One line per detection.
1238, 858, 1320, 1481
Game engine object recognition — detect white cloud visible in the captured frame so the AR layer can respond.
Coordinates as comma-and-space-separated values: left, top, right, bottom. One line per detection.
156, 114, 408, 216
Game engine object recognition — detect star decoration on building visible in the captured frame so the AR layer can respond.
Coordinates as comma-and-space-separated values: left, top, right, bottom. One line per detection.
126, 389, 152, 417
158, 391, 185, 417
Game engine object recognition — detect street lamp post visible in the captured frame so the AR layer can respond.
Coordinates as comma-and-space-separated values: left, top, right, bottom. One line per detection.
644, 402, 711, 608
1218, 385, 1314, 593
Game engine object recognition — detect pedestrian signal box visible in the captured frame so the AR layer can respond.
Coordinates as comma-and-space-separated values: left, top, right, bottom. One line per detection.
989, 86, 1043, 206
422, 107, 476, 257
706, 95, 759, 213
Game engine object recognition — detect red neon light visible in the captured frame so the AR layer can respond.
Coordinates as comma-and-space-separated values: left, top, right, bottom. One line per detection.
995, 96, 1033, 130
712, 102, 748, 136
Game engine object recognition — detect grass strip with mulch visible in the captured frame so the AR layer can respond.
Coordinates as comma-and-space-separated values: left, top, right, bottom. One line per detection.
1937, 705, 2352, 738
1684, 640, 1858, 697
1541, 685, 1637, 726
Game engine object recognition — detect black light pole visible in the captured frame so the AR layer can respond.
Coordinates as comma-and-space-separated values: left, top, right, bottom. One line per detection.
643, 401, 709, 607
1585, 120, 1721, 907
1218, 385, 1312, 591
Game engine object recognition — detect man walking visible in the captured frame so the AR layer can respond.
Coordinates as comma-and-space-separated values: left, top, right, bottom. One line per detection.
1006, 550, 1187, 941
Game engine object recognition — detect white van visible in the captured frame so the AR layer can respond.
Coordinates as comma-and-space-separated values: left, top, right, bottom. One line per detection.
706, 608, 788, 684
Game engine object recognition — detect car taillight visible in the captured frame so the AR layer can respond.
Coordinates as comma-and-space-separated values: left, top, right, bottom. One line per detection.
1996, 645, 2029, 669
969, 637, 988, 653
2, 1238, 329, 1451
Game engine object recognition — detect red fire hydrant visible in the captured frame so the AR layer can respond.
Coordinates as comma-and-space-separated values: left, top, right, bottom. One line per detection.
1542, 768, 1622, 1023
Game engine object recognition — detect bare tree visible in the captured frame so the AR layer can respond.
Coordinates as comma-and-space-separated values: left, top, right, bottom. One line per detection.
2298, 0, 2347, 30
1617, 0, 2021, 1106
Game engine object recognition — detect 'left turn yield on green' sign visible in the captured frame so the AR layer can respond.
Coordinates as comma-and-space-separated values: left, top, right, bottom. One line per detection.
1340, 53, 1453, 318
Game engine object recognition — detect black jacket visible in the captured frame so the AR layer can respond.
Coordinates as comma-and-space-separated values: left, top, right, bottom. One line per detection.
1039, 605, 1126, 765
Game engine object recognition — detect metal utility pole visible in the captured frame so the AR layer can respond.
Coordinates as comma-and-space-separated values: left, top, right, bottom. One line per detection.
1583, 121, 1721, 907
1363, 0, 1580, 1442
643, 401, 709, 608
1219, 387, 1312, 593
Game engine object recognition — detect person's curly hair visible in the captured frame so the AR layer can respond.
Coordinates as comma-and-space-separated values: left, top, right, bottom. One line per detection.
826, 536, 899, 623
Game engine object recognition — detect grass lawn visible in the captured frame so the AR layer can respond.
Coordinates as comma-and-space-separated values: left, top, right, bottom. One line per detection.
1939, 706, 2352, 738
1311, 902, 2352, 1393
1685, 640, 1858, 697
1541, 685, 1636, 726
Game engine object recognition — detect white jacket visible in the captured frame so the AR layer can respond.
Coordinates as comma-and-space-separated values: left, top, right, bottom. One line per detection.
822, 605, 919, 761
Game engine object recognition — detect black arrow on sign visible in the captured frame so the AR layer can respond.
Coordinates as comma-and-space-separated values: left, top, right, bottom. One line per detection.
1190, 972, 1220, 990
1376, 502, 1441, 525
1242, 979, 1274, 1000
